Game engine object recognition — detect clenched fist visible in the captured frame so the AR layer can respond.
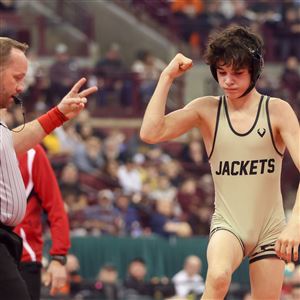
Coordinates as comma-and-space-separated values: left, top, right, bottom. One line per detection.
162, 53, 193, 80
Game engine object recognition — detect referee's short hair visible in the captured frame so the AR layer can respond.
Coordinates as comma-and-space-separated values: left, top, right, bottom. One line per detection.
0, 37, 28, 69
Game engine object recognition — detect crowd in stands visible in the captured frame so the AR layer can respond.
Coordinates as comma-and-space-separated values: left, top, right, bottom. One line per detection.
38, 252, 300, 300
40, 254, 205, 300
5, 104, 215, 239
128, 0, 300, 62
1, 0, 300, 62
17, 42, 166, 117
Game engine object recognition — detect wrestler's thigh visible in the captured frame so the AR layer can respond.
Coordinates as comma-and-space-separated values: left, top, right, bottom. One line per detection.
207, 230, 243, 273
249, 257, 285, 300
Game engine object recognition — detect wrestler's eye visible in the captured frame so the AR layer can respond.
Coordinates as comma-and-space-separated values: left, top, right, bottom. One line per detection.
234, 71, 243, 75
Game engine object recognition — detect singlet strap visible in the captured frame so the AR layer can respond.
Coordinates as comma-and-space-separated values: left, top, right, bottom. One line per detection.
266, 96, 284, 157
208, 96, 222, 160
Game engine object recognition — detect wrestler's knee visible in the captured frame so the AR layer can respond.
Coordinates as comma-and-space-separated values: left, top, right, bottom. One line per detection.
206, 267, 231, 292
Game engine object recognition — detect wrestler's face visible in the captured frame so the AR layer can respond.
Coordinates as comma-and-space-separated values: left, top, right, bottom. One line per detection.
0, 48, 28, 109
217, 63, 251, 100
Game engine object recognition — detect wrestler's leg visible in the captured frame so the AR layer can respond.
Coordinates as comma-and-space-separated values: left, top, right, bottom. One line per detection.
249, 257, 285, 300
201, 229, 244, 300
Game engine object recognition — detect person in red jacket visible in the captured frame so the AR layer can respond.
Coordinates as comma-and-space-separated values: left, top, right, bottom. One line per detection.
14, 144, 71, 300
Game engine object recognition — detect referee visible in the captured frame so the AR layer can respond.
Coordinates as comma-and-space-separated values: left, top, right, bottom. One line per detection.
0, 37, 97, 299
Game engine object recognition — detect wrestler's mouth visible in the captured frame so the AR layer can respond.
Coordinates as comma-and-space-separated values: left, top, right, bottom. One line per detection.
224, 89, 238, 92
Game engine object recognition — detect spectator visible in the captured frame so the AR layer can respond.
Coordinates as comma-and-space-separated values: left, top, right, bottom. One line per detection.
123, 258, 153, 299
227, 0, 254, 28
149, 200, 192, 238
117, 155, 142, 194
172, 255, 205, 298
150, 276, 176, 299
177, 177, 212, 235
170, 0, 204, 45
181, 139, 205, 171
159, 159, 183, 188
76, 121, 96, 141
103, 129, 126, 162
47, 43, 80, 106
177, 178, 199, 215
280, 56, 300, 101
132, 50, 166, 104
94, 43, 132, 106
179, 175, 213, 235
59, 162, 87, 214
149, 175, 177, 204
67, 195, 89, 237
277, 5, 300, 61
114, 192, 141, 236
73, 136, 105, 175
140, 164, 160, 192
144, 145, 171, 164
256, 73, 276, 96
55, 122, 82, 155
196, 1, 226, 53
83, 189, 123, 236
103, 159, 122, 188
92, 264, 124, 300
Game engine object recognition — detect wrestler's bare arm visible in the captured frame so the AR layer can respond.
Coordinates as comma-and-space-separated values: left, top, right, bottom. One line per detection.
140, 53, 217, 144
271, 99, 300, 262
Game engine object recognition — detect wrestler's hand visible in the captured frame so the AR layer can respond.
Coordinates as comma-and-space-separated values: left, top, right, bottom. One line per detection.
57, 77, 98, 119
43, 260, 68, 295
275, 220, 300, 262
161, 53, 193, 80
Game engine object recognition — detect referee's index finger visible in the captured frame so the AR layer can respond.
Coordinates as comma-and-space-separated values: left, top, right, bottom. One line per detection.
70, 77, 87, 93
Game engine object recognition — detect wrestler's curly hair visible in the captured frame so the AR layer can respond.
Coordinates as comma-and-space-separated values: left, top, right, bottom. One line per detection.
204, 25, 263, 71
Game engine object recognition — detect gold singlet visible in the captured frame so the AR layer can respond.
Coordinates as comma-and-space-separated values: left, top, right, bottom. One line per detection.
209, 95, 286, 263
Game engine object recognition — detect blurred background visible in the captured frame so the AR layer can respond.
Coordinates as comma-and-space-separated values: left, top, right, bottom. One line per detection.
1, 0, 299, 299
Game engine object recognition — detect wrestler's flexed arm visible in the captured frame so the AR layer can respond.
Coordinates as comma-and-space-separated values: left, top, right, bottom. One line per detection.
140, 53, 203, 144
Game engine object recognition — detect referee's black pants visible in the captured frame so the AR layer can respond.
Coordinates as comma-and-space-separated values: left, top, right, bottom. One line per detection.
20, 262, 42, 300
0, 227, 31, 300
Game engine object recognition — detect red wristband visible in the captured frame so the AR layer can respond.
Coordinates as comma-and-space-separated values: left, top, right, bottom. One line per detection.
37, 107, 68, 134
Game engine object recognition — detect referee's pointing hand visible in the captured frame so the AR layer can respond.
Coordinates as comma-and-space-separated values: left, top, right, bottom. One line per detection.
57, 77, 98, 120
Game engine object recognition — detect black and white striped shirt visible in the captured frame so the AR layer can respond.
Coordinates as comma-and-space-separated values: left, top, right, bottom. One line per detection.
0, 121, 26, 226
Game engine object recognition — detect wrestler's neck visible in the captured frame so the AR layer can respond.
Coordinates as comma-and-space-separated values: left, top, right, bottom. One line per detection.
226, 88, 261, 112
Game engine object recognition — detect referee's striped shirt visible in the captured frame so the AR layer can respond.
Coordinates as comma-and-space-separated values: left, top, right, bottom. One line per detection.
0, 120, 26, 226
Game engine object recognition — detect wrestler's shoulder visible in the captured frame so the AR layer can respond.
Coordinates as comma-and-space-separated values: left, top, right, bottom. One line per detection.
186, 95, 220, 110
268, 97, 295, 116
